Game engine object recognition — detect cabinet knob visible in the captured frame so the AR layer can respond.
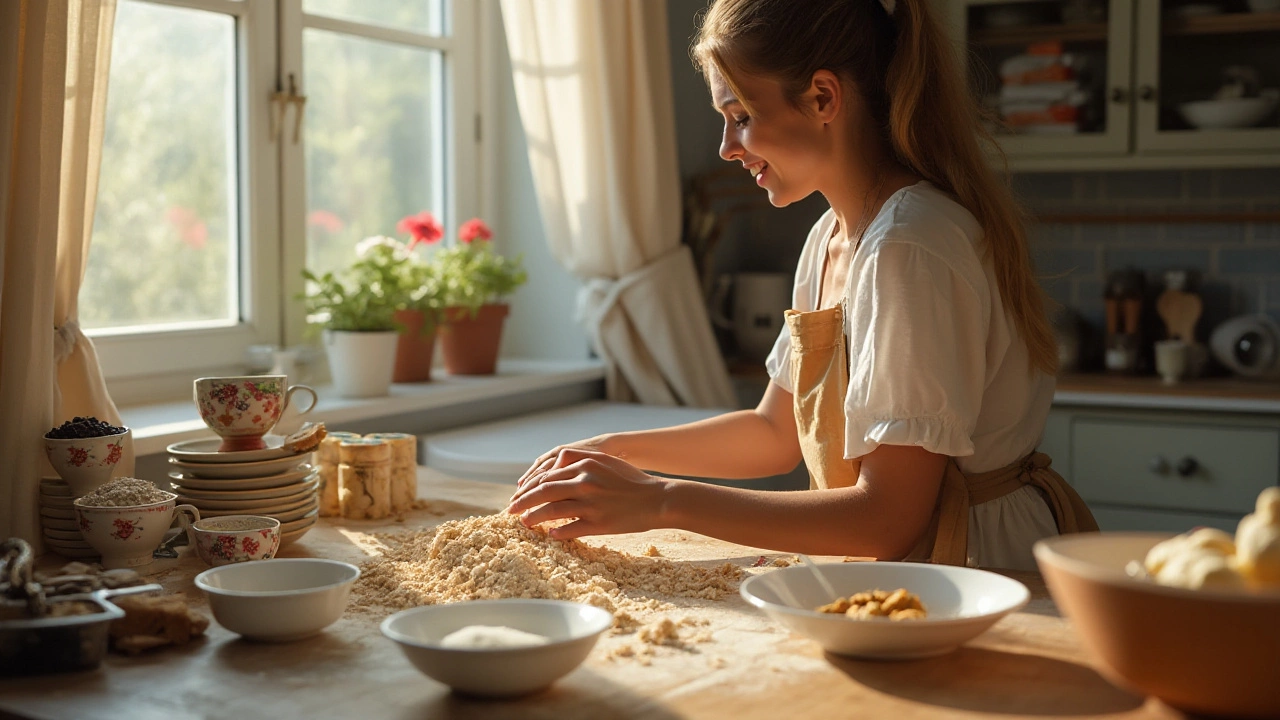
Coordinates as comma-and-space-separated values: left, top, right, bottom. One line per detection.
1109, 87, 1129, 104
1139, 85, 1157, 102
1176, 457, 1199, 477
1148, 456, 1169, 474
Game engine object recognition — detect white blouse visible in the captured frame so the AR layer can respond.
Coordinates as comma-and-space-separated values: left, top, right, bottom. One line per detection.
764, 182, 1059, 569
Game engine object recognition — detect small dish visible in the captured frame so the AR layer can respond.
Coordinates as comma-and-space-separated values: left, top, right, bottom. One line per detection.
40, 517, 79, 531
195, 558, 359, 641
195, 498, 319, 523
167, 464, 315, 492
381, 599, 614, 697
185, 515, 281, 567
167, 436, 295, 463
179, 486, 317, 513
42, 528, 83, 541
39, 506, 76, 520
173, 476, 319, 503
279, 522, 317, 547
1180, 95, 1278, 130
168, 454, 309, 480
740, 561, 1029, 659
279, 509, 319, 534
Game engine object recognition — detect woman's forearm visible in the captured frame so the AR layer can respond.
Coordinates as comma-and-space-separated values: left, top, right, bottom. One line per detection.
602, 409, 800, 480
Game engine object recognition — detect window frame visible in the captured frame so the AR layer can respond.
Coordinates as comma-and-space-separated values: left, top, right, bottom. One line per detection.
92, 0, 482, 405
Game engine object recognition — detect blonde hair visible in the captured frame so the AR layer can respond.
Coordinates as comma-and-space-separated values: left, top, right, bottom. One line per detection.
694, 0, 1058, 375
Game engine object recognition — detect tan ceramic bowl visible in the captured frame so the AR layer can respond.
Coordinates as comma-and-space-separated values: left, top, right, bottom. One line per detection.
1034, 532, 1280, 719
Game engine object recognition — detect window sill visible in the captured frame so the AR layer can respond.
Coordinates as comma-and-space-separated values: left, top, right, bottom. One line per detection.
121, 358, 606, 457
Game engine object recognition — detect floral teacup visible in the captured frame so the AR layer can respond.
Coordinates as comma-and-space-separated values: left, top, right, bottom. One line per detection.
182, 515, 281, 567
74, 495, 199, 570
44, 428, 131, 497
194, 375, 317, 452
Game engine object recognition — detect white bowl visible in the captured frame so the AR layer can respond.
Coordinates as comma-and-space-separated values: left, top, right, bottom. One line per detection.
195, 558, 360, 642
44, 429, 131, 497
1179, 96, 1278, 130
381, 599, 614, 697
740, 562, 1030, 659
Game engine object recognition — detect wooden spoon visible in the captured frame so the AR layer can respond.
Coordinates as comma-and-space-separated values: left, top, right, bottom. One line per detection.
1157, 290, 1203, 342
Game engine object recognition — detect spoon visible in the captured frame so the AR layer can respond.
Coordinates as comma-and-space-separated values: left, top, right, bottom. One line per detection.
797, 553, 841, 604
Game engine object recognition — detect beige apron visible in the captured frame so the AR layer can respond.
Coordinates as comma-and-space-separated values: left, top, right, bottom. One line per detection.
785, 303, 1098, 566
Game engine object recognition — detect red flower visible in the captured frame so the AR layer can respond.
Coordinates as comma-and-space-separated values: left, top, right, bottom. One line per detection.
396, 211, 444, 248
458, 218, 493, 244
112, 518, 135, 540
242, 537, 260, 555
66, 447, 89, 467
104, 443, 123, 466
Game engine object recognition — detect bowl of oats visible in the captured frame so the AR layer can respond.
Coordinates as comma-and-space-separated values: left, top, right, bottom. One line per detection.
73, 477, 197, 570
380, 599, 614, 698
740, 561, 1029, 660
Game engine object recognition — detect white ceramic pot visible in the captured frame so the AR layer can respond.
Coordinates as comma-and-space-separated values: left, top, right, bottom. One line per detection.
323, 329, 399, 398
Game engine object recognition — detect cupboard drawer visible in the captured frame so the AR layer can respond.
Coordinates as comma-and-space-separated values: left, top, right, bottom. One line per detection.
1070, 420, 1279, 514
1090, 506, 1241, 535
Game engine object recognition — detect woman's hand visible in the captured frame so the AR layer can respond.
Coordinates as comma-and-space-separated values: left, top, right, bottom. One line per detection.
506, 448, 668, 540
515, 435, 614, 490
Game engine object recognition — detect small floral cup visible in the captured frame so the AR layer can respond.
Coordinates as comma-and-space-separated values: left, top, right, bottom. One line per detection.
183, 515, 281, 567
194, 375, 317, 452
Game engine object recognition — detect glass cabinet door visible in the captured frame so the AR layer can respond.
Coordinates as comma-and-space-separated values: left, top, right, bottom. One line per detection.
953, 0, 1134, 158
1134, 0, 1280, 153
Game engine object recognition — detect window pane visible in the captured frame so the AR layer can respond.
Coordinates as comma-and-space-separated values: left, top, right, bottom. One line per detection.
83, 0, 238, 332
303, 29, 444, 276
303, 0, 445, 36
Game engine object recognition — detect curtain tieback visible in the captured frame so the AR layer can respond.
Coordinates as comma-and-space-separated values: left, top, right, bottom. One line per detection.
54, 319, 83, 364
574, 245, 692, 332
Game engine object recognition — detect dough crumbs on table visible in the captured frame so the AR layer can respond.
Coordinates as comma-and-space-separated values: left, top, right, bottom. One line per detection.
709, 656, 727, 669
351, 512, 743, 617
644, 545, 662, 557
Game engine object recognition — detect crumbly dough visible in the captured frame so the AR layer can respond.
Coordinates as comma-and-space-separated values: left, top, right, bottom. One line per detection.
109, 592, 209, 655
1143, 527, 1246, 590
439, 625, 549, 649
1235, 486, 1280, 588
817, 588, 927, 621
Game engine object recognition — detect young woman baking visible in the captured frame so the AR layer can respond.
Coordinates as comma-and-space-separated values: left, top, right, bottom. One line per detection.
507, 0, 1097, 571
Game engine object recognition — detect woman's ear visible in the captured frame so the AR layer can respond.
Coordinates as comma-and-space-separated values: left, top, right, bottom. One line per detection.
808, 69, 843, 124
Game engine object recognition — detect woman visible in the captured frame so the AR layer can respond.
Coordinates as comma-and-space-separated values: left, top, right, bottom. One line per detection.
507, 0, 1096, 571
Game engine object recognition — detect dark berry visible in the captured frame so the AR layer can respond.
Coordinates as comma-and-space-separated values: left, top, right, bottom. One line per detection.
44, 416, 126, 439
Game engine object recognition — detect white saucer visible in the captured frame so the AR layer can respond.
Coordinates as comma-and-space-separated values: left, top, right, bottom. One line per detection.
45, 545, 99, 558
39, 481, 72, 497
41, 517, 79, 531
40, 506, 76, 520
176, 477, 319, 506
42, 536, 92, 549
191, 496, 318, 521
168, 464, 315, 492
168, 453, 309, 479
39, 495, 75, 508
43, 528, 84, 541
167, 435, 296, 463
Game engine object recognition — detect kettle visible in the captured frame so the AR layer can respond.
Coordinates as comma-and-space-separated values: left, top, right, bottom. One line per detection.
1209, 314, 1280, 378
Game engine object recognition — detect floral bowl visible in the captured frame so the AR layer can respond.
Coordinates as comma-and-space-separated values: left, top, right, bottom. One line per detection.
44, 429, 130, 497
73, 494, 198, 569
183, 515, 281, 567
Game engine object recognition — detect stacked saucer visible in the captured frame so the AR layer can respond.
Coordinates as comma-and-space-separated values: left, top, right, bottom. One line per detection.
166, 437, 318, 546
38, 477, 97, 558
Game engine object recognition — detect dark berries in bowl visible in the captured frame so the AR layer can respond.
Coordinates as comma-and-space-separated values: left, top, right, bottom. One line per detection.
45, 416, 127, 440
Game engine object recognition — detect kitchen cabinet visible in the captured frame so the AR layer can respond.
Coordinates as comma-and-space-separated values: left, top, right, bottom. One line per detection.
1041, 403, 1280, 532
948, 0, 1280, 170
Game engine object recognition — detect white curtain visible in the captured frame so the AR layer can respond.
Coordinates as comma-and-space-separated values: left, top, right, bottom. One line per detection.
0, 0, 125, 543
500, 0, 736, 408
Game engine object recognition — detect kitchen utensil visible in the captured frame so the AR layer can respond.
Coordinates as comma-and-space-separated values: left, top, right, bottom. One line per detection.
1034, 533, 1280, 718
797, 554, 841, 604
1209, 314, 1280, 378
1156, 290, 1202, 342
381, 599, 613, 698
195, 558, 359, 641
739, 562, 1030, 660
1154, 340, 1190, 385
1104, 269, 1144, 373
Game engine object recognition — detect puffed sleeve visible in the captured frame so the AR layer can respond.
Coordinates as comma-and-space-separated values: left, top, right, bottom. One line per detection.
843, 240, 989, 459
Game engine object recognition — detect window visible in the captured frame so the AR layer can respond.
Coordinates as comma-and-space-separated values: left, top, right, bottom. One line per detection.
85, 0, 480, 402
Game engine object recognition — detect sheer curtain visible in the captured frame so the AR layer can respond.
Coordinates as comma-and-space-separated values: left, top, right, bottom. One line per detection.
500, 0, 735, 408
0, 0, 124, 543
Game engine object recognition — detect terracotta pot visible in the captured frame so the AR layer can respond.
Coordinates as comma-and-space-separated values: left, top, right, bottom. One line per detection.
439, 304, 509, 375
392, 309, 437, 383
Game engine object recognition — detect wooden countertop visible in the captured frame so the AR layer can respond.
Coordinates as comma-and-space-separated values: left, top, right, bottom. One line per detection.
1054, 374, 1280, 414
0, 470, 1190, 720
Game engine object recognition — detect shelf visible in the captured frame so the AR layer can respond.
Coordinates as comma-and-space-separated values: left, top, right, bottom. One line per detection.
1163, 11, 1280, 37
970, 22, 1108, 47
1033, 211, 1280, 224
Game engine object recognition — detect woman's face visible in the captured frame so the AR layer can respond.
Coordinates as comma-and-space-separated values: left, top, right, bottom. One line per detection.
710, 65, 829, 207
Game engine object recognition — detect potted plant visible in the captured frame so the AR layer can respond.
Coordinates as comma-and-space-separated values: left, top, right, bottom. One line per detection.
399, 213, 527, 375
301, 235, 440, 396
391, 213, 448, 383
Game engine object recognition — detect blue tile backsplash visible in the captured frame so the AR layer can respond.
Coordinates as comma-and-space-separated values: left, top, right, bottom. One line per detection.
1023, 168, 1280, 342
